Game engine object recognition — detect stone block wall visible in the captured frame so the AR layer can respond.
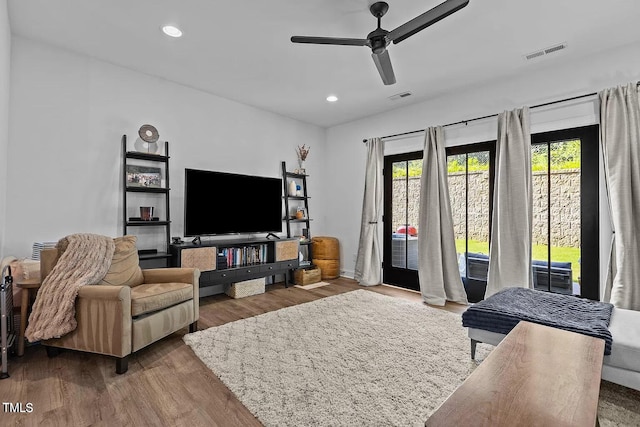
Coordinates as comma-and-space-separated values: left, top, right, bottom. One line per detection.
391, 169, 580, 247
391, 177, 421, 233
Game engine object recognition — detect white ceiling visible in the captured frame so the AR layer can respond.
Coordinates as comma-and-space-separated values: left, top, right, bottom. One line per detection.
7, 0, 640, 128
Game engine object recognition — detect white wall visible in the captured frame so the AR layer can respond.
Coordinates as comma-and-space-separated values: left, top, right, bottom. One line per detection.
4, 37, 325, 257
6, 32, 639, 298
0, 0, 10, 257
324, 41, 640, 293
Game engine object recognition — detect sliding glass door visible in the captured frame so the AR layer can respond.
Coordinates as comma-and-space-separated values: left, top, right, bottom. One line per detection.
530, 126, 599, 300
383, 152, 422, 291
380, 125, 598, 300
446, 142, 495, 302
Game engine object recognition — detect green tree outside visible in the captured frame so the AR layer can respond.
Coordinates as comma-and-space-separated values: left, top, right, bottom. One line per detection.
392, 139, 581, 177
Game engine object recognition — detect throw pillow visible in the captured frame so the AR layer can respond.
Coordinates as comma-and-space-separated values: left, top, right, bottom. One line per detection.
98, 235, 144, 287
1, 257, 41, 282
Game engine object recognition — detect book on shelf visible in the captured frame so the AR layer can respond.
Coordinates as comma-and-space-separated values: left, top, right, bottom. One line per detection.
219, 244, 268, 268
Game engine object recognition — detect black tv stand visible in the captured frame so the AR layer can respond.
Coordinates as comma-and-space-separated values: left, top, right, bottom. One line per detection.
170, 237, 299, 297
266, 232, 280, 239
191, 236, 201, 245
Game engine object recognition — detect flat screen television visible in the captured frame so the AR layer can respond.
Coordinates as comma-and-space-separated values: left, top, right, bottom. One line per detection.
184, 168, 282, 236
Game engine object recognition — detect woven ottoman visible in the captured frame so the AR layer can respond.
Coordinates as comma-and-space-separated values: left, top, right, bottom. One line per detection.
311, 236, 340, 279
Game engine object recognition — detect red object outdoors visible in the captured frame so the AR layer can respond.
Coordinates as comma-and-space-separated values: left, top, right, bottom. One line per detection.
396, 225, 417, 236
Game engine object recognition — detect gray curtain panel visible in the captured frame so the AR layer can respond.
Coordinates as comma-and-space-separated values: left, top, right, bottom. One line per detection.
418, 127, 468, 305
355, 138, 384, 286
486, 107, 533, 298
599, 82, 640, 310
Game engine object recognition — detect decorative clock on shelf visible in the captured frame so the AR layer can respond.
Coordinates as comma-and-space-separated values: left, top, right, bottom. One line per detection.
135, 124, 160, 153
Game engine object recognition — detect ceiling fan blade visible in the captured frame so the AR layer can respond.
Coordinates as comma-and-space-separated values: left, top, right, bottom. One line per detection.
388, 0, 469, 45
371, 50, 396, 85
291, 36, 369, 47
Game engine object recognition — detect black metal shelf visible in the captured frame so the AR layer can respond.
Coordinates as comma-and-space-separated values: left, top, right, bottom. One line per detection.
284, 218, 312, 223
139, 251, 172, 261
123, 135, 171, 267
282, 161, 313, 283
125, 151, 169, 162
284, 171, 308, 179
125, 186, 170, 194
126, 220, 171, 227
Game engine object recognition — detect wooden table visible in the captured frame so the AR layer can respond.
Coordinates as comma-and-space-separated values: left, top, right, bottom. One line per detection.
426, 321, 605, 427
15, 279, 41, 356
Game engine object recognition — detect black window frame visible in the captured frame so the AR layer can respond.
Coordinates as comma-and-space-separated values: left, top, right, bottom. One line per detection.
445, 141, 496, 302
530, 125, 599, 300
381, 125, 599, 300
383, 151, 423, 290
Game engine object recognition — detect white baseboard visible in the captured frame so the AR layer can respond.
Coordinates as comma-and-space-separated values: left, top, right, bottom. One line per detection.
340, 270, 355, 279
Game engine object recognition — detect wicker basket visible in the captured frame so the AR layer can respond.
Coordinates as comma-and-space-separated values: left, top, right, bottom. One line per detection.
181, 247, 217, 271
225, 278, 265, 299
294, 267, 321, 286
275, 240, 299, 261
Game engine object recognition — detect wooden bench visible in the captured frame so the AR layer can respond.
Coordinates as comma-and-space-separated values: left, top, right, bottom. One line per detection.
426, 321, 604, 426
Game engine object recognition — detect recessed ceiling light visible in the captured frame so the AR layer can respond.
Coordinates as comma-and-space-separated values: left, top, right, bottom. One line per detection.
162, 25, 183, 38
326, 95, 338, 102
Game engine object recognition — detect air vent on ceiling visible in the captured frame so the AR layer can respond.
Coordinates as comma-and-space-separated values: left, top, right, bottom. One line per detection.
388, 91, 412, 101
525, 50, 545, 60
524, 42, 568, 61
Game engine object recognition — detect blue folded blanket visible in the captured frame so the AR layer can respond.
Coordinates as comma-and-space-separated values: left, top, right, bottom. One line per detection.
462, 287, 614, 354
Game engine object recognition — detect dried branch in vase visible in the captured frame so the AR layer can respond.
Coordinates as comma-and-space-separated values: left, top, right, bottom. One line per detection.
297, 145, 310, 161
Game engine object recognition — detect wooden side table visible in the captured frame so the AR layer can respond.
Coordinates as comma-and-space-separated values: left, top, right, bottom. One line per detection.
15, 279, 41, 356
426, 321, 604, 426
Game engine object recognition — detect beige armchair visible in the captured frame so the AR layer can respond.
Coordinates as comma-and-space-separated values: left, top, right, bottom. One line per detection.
39, 244, 200, 374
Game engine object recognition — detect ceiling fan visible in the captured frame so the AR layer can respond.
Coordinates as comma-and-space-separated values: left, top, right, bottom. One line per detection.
291, 0, 469, 85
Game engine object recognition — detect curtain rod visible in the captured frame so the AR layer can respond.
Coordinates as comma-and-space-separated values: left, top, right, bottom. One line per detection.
361, 90, 601, 143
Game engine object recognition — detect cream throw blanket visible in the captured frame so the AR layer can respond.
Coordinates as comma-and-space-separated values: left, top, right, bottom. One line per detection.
25, 233, 116, 342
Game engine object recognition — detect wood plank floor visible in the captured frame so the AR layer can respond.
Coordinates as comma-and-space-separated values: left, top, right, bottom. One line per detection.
1, 279, 465, 426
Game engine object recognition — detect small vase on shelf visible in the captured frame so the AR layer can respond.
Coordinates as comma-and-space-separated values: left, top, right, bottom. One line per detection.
298, 160, 306, 175
288, 180, 297, 196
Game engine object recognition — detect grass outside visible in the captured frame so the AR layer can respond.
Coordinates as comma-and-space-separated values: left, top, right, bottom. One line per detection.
455, 239, 581, 282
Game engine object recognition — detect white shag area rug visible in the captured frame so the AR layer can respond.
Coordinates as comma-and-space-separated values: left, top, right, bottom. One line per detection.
184, 289, 640, 427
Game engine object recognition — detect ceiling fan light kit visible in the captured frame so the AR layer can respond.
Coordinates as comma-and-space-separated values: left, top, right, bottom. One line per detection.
291, 0, 469, 86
